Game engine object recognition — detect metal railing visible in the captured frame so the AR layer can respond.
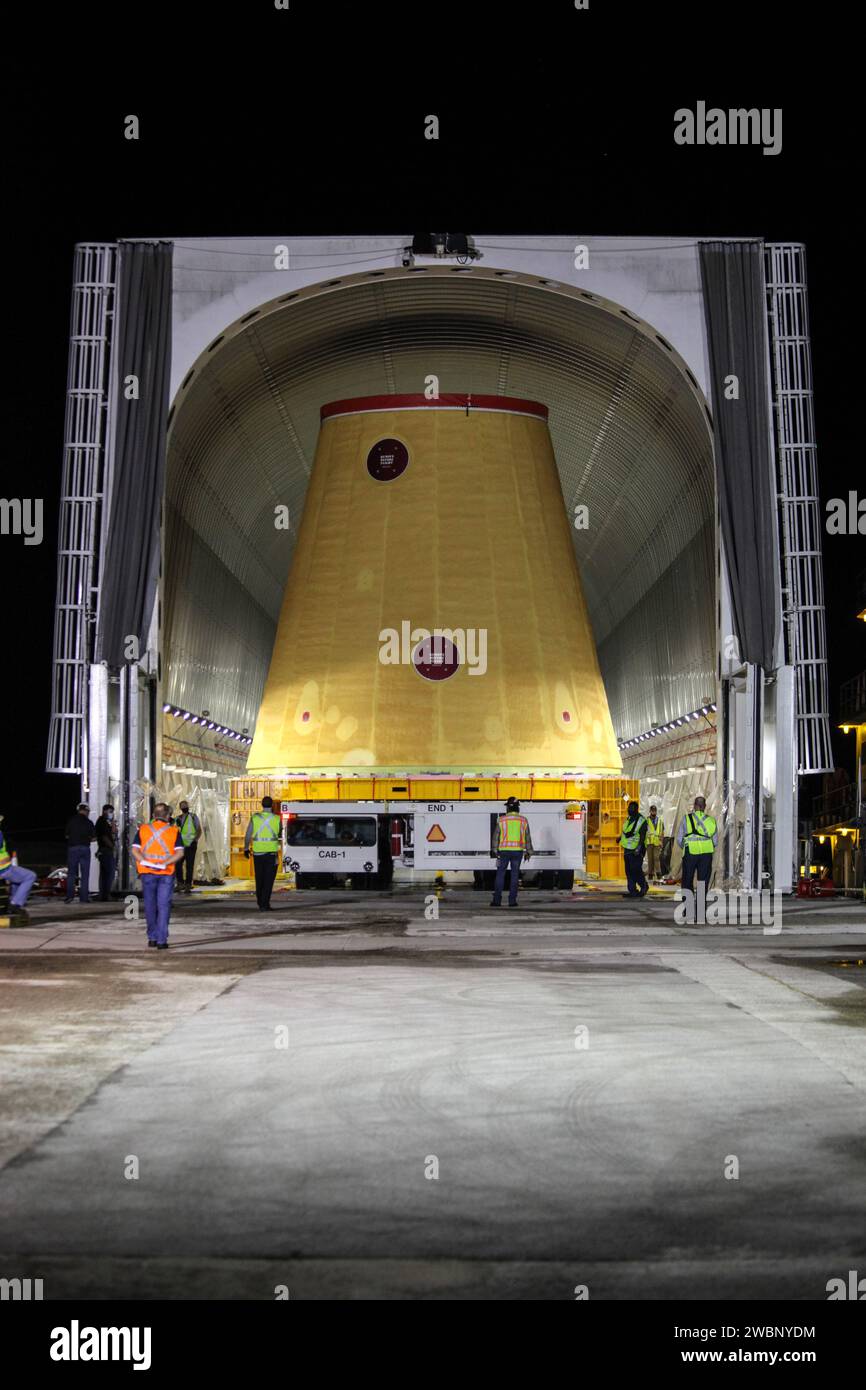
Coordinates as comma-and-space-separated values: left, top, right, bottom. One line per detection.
46, 244, 117, 774
840, 672, 866, 726
813, 782, 856, 829
765, 244, 833, 775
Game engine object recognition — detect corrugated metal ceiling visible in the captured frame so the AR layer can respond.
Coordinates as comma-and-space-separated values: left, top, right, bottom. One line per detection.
164, 266, 715, 741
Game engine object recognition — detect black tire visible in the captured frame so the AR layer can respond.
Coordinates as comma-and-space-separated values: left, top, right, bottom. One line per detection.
556, 870, 575, 889
296, 872, 334, 889
538, 870, 556, 890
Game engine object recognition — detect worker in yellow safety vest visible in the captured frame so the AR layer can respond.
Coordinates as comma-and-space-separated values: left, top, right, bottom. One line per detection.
618, 800, 649, 898
0, 812, 37, 923
676, 796, 718, 892
490, 796, 534, 908
174, 800, 202, 894
645, 804, 665, 882
132, 803, 185, 949
244, 796, 283, 910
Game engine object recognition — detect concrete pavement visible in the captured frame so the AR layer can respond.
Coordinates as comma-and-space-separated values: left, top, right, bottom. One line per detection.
1, 888, 864, 1299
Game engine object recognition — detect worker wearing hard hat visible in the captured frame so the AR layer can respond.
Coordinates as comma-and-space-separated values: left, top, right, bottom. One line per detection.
645, 804, 665, 882
677, 796, 718, 891
0, 813, 37, 923
132, 803, 185, 949
619, 801, 649, 898
490, 796, 534, 908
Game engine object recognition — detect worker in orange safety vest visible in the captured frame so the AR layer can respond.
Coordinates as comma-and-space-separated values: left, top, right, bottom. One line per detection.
132, 803, 185, 949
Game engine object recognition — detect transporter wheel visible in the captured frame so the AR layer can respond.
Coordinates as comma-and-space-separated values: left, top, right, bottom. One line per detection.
538, 870, 557, 890
295, 872, 334, 889
556, 870, 575, 889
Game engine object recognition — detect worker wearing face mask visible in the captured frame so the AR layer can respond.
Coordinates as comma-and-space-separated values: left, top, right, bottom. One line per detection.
174, 800, 202, 894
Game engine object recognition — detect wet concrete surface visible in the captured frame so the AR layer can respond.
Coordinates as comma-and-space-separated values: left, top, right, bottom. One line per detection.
0, 887, 864, 1299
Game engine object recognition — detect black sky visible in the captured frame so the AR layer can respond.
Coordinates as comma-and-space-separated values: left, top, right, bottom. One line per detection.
3, 4, 863, 838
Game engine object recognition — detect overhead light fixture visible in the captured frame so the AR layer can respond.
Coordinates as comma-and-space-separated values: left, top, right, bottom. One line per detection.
409, 232, 480, 263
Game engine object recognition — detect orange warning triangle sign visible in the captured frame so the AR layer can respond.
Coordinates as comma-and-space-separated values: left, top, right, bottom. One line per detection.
426, 823, 446, 842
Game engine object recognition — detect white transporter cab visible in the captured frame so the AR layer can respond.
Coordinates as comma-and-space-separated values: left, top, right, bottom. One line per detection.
281, 800, 586, 889
282, 806, 381, 877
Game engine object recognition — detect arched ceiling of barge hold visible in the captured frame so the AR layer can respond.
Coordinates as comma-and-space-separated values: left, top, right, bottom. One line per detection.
164, 266, 715, 741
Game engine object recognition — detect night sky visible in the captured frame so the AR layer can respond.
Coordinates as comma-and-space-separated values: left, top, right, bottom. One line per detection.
4, 5, 863, 847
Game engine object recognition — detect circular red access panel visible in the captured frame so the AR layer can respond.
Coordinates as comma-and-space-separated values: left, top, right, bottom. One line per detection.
367, 437, 409, 481
412, 634, 460, 681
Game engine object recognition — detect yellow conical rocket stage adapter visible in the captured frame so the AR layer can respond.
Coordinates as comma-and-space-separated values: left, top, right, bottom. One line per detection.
248, 393, 622, 775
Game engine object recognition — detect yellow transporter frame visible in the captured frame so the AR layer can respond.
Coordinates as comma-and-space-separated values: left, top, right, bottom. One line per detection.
229, 775, 639, 881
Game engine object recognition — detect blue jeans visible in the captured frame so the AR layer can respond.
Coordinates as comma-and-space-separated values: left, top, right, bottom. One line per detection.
1, 865, 37, 908
142, 873, 175, 944
66, 846, 91, 902
493, 851, 523, 905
